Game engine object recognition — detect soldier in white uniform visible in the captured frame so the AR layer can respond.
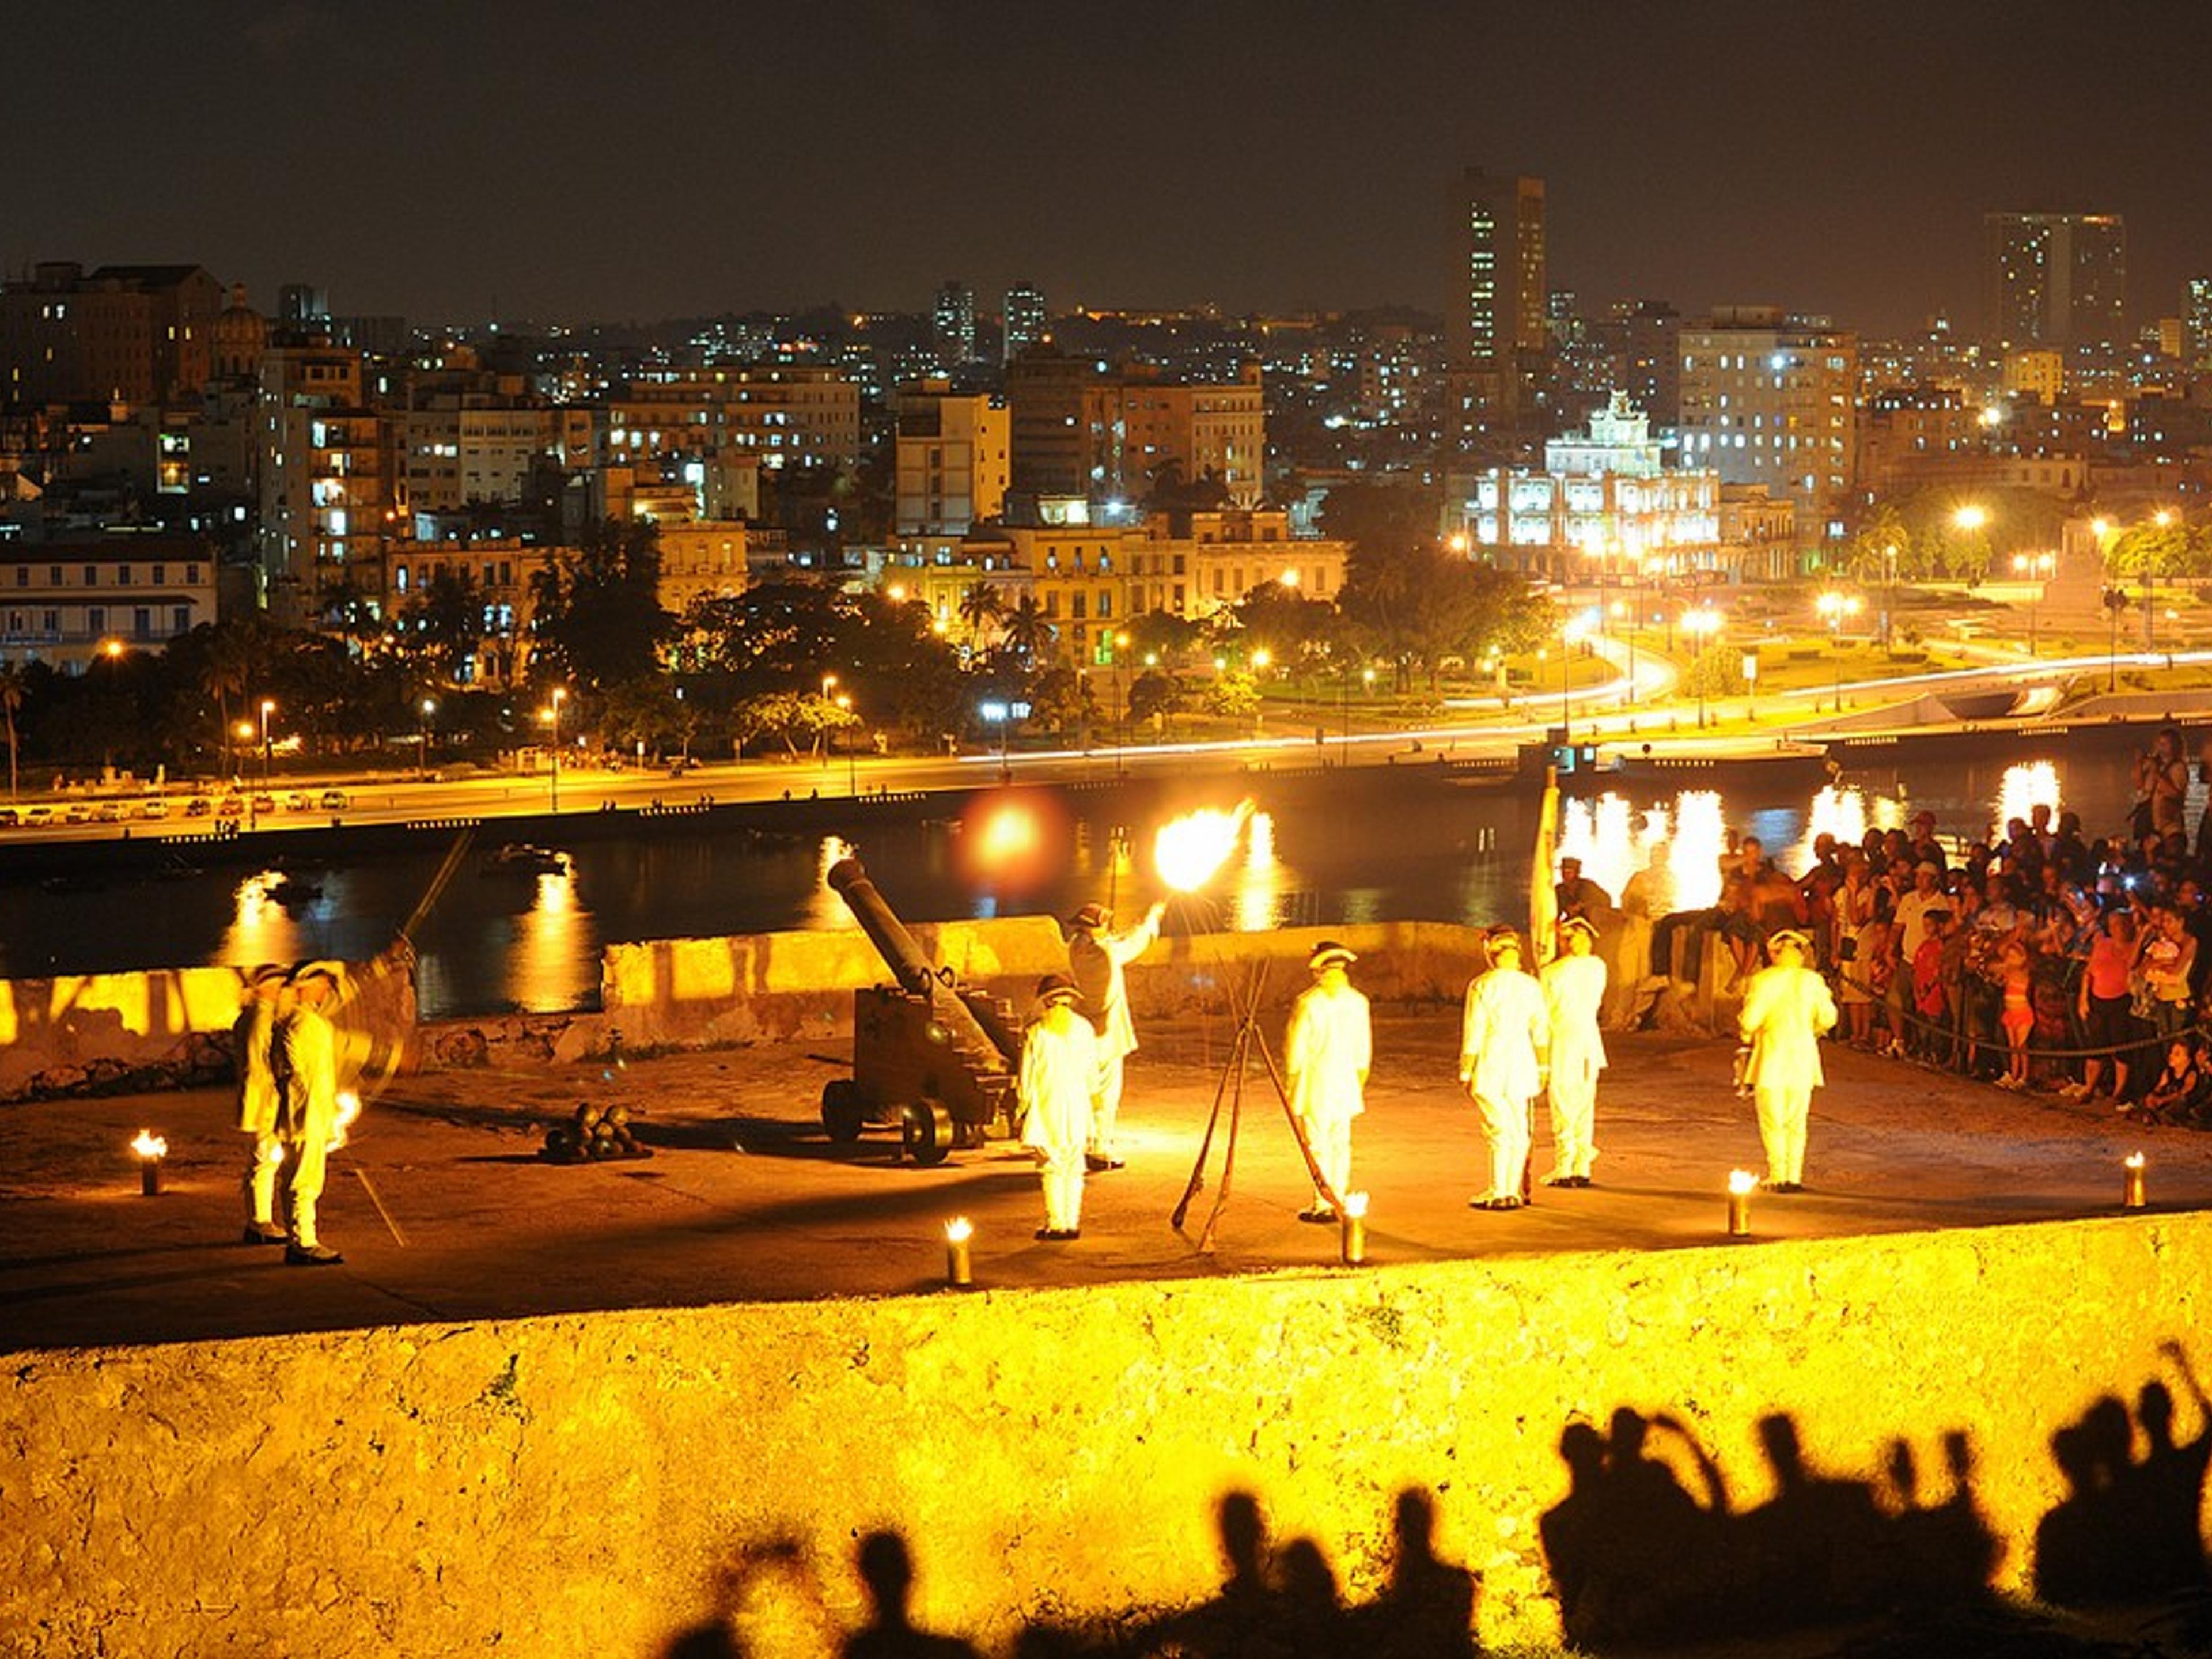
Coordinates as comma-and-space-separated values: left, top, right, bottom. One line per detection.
1541, 915, 1609, 1187
1066, 898, 1165, 1170
1460, 925, 1552, 1211
1737, 927, 1838, 1192
1284, 940, 1371, 1222
274, 963, 347, 1265
1019, 972, 1104, 1241
234, 964, 294, 1245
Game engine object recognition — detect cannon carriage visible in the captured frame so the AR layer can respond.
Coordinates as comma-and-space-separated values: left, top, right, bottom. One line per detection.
821, 856, 1026, 1165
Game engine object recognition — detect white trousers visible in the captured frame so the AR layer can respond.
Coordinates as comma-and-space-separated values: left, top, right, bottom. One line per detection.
244, 1133, 283, 1224
1754, 1085, 1812, 1185
1037, 1145, 1085, 1232
1302, 1113, 1352, 1205
1547, 1074, 1599, 1180
1474, 1091, 1532, 1200
1089, 1051, 1126, 1156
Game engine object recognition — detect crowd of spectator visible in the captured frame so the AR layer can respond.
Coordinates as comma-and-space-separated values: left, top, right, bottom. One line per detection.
1585, 726, 2212, 1126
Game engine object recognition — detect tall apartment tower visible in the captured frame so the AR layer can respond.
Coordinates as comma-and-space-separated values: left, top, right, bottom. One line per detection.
1003, 282, 1047, 364
2186, 278, 2212, 374
933, 280, 976, 370
1445, 169, 1547, 454
1677, 308, 1857, 544
1982, 212, 2126, 354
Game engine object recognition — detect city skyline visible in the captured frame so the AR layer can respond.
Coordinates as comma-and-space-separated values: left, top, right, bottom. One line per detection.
10, 2, 2212, 337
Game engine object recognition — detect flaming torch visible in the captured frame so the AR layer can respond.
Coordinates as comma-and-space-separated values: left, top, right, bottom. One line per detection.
329, 1089, 362, 1153
2124, 1153, 2147, 1210
131, 1130, 168, 1197
1339, 1191, 1369, 1266
1154, 800, 1254, 894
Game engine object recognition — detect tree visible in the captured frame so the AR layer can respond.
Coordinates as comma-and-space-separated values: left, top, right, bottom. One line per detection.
399, 569, 487, 686
1127, 668, 1187, 733
0, 663, 22, 801
527, 519, 672, 691
730, 689, 860, 760
957, 580, 1005, 651
2108, 522, 2211, 583
999, 595, 1055, 664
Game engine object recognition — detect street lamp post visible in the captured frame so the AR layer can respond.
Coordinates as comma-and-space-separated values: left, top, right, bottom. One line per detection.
541, 687, 567, 812
1112, 631, 1130, 778
1559, 618, 1589, 745
835, 693, 855, 794
258, 698, 275, 785
418, 697, 436, 779
820, 673, 838, 771
1681, 606, 1721, 727
1815, 590, 1861, 713
2012, 552, 2055, 656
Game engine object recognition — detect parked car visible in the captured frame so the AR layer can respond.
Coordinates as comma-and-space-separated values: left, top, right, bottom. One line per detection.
283, 791, 313, 812
215, 797, 243, 819
92, 801, 128, 823
319, 789, 351, 810
138, 799, 169, 819
252, 794, 278, 815
184, 796, 213, 817
63, 802, 92, 824
23, 805, 54, 827
0, 808, 17, 828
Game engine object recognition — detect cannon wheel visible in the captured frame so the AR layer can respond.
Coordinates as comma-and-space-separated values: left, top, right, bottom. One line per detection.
901, 1099, 954, 1166
822, 1079, 868, 1143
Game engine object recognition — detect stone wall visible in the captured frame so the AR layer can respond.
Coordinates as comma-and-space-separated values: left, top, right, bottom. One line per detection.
0, 961, 415, 1102
5, 1212, 2207, 1656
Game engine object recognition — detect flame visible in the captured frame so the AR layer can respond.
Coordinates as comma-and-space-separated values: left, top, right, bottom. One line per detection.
945, 1216, 974, 1244
2124, 1153, 2146, 1171
1728, 1169, 1759, 1195
1342, 1191, 1370, 1219
260, 1141, 287, 1170
328, 1089, 362, 1153
1154, 800, 1253, 893
130, 1130, 167, 1161
1994, 762, 2061, 843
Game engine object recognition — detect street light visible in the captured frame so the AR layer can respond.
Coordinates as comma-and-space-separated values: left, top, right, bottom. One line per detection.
1681, 606, 1721, 727
1815, 590, 1861, 713
1560, 615, 1590, 744
820, 673, 838, 771
835, 692, 856, 794
258, 698, 275, 784
540, 687, 567, 812
1112, 630, 1131, 778
2012, 552, 2056, 656
418, 697, 437, 779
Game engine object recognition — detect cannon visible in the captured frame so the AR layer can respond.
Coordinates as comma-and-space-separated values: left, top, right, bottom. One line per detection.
822, 856, 1025, 1165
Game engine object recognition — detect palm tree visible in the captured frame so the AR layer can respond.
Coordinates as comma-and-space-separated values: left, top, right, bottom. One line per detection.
957, 579, 1005, 650
999, 595, 1054, 664
0, 662, 22, 802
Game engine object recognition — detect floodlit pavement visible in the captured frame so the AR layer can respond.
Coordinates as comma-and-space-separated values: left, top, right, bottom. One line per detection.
5, 1014, 2209, 1354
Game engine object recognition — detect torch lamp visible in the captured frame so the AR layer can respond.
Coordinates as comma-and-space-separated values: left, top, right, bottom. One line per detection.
2123, 1153, 2147, 1210
1339, 1191, 1369, 1266
945, 1217, 975, 1287
132, 1130, 168, 1197
1727, 1169, 1757, 1237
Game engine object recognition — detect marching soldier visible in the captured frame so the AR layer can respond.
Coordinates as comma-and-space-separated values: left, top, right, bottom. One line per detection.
1285, 940, 1371, 1222
1460, 925, 1551, 1211
1019, 972, 1104, 1241
274, 963, 349, 1265
1065, 898, 1165, 1170
234, 964, 294, 1245
1541, 915, 1609, 1187
1737, 928, 1838, 1192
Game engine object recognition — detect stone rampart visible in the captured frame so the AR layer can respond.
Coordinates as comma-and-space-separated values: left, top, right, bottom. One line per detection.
4, 1212, 2206, 1656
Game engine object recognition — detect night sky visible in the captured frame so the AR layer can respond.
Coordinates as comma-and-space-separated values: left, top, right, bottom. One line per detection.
12, 1, 2211, 336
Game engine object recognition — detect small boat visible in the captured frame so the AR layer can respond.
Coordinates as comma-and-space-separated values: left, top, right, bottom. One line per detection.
269, 876, 323, 908
480, 843, 572, 877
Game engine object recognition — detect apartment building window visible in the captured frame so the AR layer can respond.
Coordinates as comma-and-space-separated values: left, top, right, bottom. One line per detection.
83, 565, 97, 586
172, 606, 191, 634
185, 563, 199, 585
88, 607, 105, 636
13, 567, 24, 588
118, 565, 132, 586
151, 565, 165, 586
48, 566, 60, 586
133, 607, 151, 639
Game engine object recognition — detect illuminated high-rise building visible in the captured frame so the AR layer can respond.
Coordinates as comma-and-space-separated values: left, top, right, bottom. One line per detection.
933, 280, 976, 369
2186, 277, 2212, 373
1982, 212, 2126, 354
1002, 283, 1047, 364
1677, 308, 1857, 544
1445, 168, 1546, 453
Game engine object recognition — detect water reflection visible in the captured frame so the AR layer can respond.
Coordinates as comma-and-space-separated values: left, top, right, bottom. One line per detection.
1556, 791, 1727, 912
1994, 762, 2062, 839
803, 835, 861, 930
1233, 810, 1288, 932
510, 866, 594, 1015
216, 872, 308, 969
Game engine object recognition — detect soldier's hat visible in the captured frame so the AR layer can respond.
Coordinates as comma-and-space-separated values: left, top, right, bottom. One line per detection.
1484, 925, 1523, 953
246, 963, 290, 987
1308, 940, 1357, 969
1035, 972, 1083, 1007
1767, 928, 1811, 951
1559, 915, 1599, 939
1068, 902, 1110, 930
290, 960, 342, 988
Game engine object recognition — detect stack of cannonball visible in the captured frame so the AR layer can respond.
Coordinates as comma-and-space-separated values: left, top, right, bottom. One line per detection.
541, 1101, 652, 1162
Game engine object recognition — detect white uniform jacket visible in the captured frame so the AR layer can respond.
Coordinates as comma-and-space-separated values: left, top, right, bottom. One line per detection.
1541, 953, 1609, 1086
1460, 968, 1551, 1104
1019, 1010, 1103, 1154
1069, 910, 1161, 1062
1738, 963, 1838, 1092
1285, 981, 1372, 1126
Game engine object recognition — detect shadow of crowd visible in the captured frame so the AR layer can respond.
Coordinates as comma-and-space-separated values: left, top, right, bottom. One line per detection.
658, 1348, 2212, 1658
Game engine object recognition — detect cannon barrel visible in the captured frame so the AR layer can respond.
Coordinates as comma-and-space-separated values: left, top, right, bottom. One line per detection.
828, 856, 1016, 1069
827, 856, 939, 998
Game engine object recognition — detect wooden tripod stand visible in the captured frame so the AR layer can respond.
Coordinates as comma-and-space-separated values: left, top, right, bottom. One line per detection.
1169, 960, 1340, 1252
